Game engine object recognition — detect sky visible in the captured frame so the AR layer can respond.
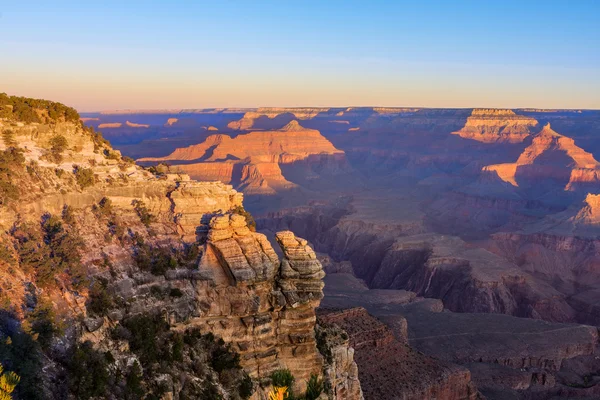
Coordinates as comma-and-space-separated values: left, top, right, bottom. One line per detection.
0, 0, 598, 111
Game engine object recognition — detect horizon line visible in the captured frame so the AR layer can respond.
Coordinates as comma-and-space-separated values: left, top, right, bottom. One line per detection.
79, 106, 600, 114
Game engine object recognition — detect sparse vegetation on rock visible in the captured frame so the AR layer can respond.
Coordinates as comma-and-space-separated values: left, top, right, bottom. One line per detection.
132, 199, 156, 226
0, 93, 79, 123
1, 130, 16, 147
13, 214, 86, 289
232, 206, 256, 232
0, 147, 25, 205
42, 134, 69, 163
73, 165, 95, 189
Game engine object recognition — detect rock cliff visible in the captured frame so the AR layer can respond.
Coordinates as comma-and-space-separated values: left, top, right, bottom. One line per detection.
0, 100, 357, 399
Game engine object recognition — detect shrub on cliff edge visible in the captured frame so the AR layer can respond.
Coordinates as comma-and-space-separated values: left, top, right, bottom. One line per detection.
73, 166, 95, 189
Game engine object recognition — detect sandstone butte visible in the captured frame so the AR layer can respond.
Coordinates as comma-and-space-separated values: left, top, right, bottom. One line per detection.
98, 120, 150, 129
0, 111, 363, 399
451, 108, 539, 143
137, 120, 347, 195
483, 123, 600, 189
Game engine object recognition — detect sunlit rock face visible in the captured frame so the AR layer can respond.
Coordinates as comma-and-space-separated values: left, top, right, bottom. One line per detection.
452, 109, 538, 144
191, 226, 327, 394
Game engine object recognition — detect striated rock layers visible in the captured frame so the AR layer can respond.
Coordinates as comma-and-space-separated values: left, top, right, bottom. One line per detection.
484, 123, 600, 190
452, 109, 538, 144
318, 308, 480, 400
181, 224, 328, 393
137, 120, 350, 196
0, 108, 361, 399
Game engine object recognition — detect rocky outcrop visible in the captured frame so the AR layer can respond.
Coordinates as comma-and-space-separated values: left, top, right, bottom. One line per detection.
0, 107, 356, 399
316, 321, 364, 400
180, 225, 327, 394
318, 308, 480, 400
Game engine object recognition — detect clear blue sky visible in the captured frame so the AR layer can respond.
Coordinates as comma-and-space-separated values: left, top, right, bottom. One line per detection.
0, 0, 598, 110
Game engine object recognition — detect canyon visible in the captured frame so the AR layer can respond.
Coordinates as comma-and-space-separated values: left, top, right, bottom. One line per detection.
0, 98, 362, 400
1, 97, 600, 399
92, 105, 600, 399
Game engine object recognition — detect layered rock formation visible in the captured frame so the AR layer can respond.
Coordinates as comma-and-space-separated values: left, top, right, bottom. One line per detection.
179, 225, 327, 393
139, 120, 342, 163
452, 109, 538, 143
318, 308, 480, 400
484, 123, 600, 189
0, 102, 359, 399
137, 121, 349, 199
321, 271, 600, 400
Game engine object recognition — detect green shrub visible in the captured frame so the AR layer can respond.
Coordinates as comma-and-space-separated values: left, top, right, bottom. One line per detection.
211, 344, 240, 372
74, 166, 95, 189
2, 129, 16, 146
178, 243, 200, 267
103, 149, 120, 160
67, 341, 110, 400
232, 206, 256, 232
0, 181, 19, 205
271, 368, 295, 389
169, 288, 183, 298
305, 374, 323, 400
88, 279, 113, 316
171, 333, 184, 362
0, 315, 45, 400
124, 361, 145, 400
0, 147, 25, 204
132, 200, 156, 226
93, 197, 113, 217
50, 135, 68, 153
0, 93, 79, 123
134, 244, 178, 276
122, 314, 170, 365
0, 239, 14, 264
14, 215, 86, 289
44, 134, 69, 163
62, 204, 76, 225
27, 300, 62, 349
239, 373, 254, 399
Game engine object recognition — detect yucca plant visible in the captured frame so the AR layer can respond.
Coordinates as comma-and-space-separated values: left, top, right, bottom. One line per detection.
0, 363, 20, 400
305, 374, 323, 400
268, 386, 289, 400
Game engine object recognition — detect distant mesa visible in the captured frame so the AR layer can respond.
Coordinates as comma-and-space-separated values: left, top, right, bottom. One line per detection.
484, 123, 600, 189
80, 117, 99, 122
125, 120, 150, 128
98, 120, 149, 129
452, 108, 538, 143
98, 122, 122, 128
207, 126, 218, 131
165, 117, 178, 126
